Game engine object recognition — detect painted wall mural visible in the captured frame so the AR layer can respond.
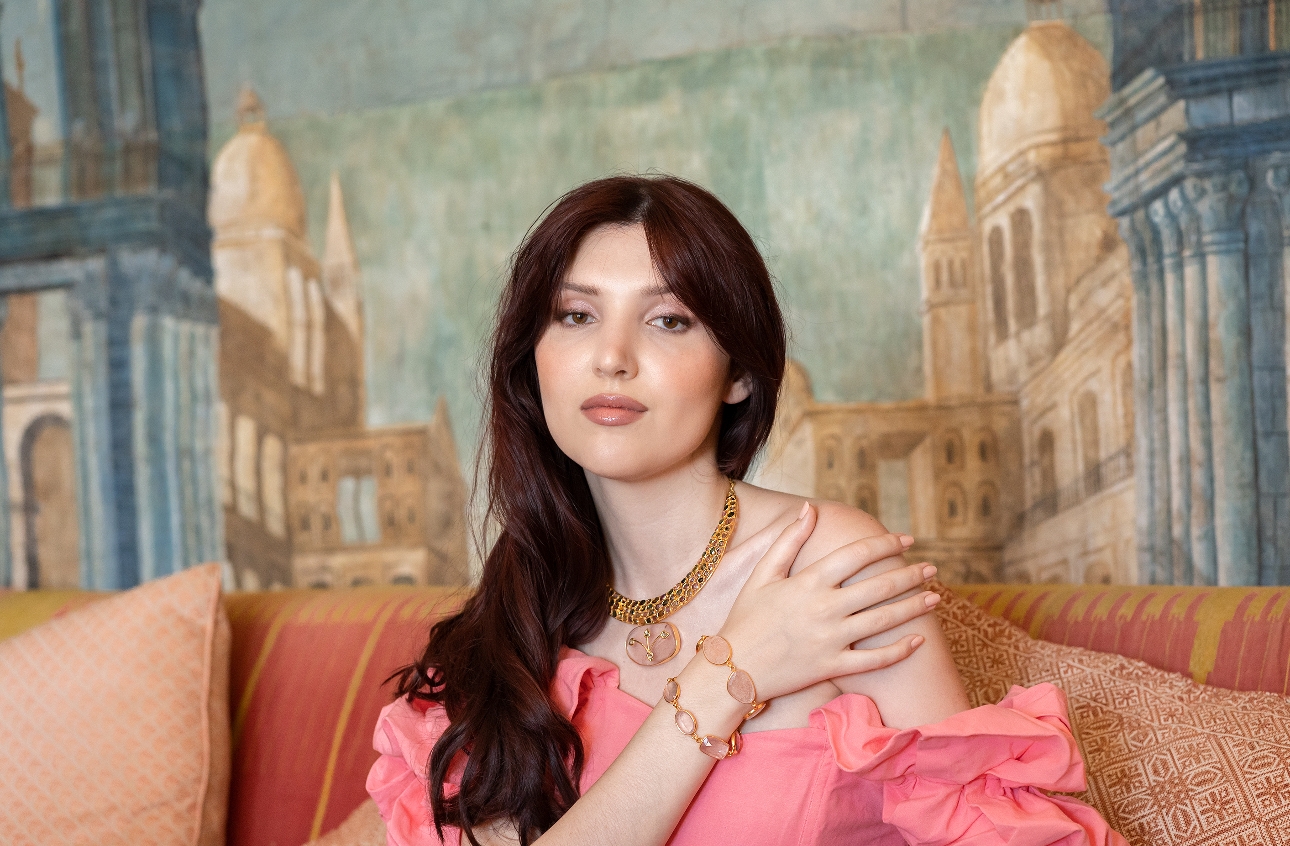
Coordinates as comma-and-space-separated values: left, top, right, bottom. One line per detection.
1, 0, 1287, 590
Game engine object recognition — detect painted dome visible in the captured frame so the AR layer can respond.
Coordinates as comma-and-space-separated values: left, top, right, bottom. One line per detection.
208, 89, 307, 237
977, 22, 1109, 180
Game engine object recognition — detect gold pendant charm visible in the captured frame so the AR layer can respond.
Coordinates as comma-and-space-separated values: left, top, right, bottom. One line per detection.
625, 622, 681, 666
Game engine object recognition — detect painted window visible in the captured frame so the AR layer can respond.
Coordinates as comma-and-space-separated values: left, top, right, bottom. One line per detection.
877, 458, 912, 535
233, 415, 258, 520
217, 402, 232, 507
337, 474, 380, 544
976, 482, 999, 523
1077, 391, 1101, 494
260, 433, 285, 538
307, 278, 326, 394
1011, 208, 1039, 330
854, 484, 877, 515
287, 266, 307, 387
1121, 363, 1135, 452
1036, 428, 1057, 511
987, 226, 1009, 342
943, 483, 967, 525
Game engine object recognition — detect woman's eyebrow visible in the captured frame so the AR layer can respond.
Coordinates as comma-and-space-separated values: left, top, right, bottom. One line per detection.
560, 282, 673, 298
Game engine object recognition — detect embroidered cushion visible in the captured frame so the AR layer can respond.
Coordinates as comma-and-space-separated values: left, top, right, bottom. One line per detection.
933, 580, 1290, 846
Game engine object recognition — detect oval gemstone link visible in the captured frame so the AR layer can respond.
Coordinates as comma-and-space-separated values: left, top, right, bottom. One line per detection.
674, 709, 697, 735
698, 736, 730, 760
728, 730, 742, 756
743, 701, 767, 720
663, 679, 680, 704
727, 669, 757, 704
701, 634, 732, 665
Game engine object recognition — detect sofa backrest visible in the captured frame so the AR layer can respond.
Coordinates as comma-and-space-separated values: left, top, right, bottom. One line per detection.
224, 587, 466, 846
955, 583, 1290, 694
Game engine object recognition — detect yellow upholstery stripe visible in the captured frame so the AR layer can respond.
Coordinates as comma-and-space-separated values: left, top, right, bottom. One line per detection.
0, 591, 107, 641
1187, 589, 1255, 684
309, 597, 401, 840
231, 595, 308, 750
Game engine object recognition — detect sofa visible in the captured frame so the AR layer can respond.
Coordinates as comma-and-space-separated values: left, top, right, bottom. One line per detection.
1, 576, 1287, 846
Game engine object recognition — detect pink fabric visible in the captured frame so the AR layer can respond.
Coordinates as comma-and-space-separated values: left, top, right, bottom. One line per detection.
368, 649, 1127, 845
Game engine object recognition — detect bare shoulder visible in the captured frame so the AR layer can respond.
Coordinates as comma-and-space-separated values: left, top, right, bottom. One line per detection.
732, 483, 896, 579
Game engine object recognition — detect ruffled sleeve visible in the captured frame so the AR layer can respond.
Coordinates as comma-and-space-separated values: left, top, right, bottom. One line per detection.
365, 650, 620, 846
815, 684, 1127, 846
366, 697, 463, 846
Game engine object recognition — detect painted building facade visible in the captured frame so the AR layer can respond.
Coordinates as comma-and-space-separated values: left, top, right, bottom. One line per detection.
756, 20, 1137, 585
209, 90, 469, 589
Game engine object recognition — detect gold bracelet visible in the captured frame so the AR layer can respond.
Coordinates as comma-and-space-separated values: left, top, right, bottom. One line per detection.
695, 635, 767, 720
662, 677, 742, 760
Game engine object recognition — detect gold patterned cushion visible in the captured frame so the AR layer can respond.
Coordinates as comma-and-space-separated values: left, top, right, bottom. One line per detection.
933, 580, 1290, 846
0, 565, 231, 846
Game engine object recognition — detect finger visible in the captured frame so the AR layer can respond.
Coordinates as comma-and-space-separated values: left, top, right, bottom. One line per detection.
834, 562, 936, 613
746, 501, 817, 587
841, 589, 940, 644
833, 633, 926, 676
803, 533, 915, 587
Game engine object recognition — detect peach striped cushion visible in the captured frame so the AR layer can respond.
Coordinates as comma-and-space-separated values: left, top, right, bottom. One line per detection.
0, 564, 231, 846
954, 583, 1290, 694
225, 587, 465, 846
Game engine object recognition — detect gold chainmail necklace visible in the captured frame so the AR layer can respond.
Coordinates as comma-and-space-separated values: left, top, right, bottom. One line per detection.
608, 479, 738, 666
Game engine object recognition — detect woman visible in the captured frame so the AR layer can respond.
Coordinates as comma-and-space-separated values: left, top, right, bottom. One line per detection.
368, 175, 1125, 846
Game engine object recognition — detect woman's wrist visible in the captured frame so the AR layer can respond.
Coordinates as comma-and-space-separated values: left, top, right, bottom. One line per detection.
667, 651, 749, 740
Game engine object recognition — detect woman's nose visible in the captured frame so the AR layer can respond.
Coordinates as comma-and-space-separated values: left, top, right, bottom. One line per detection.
593, 323, 638, 379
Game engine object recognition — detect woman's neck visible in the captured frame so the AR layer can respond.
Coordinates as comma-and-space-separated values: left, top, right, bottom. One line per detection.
586, 461, 733, 600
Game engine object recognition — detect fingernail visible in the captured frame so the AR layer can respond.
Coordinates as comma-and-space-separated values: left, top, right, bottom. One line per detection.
923, 592, 941, 608
921, 564, 937, 580
898, 534, 915, 548
798, 501, 811, 521
910, 635, 925, 649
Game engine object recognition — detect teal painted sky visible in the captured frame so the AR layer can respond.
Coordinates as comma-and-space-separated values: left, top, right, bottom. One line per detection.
204, 17, 1111, 466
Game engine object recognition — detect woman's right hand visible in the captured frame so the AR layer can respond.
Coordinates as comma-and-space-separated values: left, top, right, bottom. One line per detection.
717, 502, 938, 702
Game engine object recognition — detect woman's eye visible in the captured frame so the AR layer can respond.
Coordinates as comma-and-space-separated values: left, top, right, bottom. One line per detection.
653, 315, 689, 331
563, 312, 591, 325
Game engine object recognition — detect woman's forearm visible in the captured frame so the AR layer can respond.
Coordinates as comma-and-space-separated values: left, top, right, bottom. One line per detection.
476, 655, 747, 846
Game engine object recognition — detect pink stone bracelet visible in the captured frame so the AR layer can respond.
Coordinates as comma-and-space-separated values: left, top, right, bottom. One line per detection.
662, 676, 742, 760
695, 635, 767, 720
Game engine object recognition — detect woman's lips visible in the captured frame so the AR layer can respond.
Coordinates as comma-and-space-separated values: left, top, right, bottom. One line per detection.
581, 394, 647, 426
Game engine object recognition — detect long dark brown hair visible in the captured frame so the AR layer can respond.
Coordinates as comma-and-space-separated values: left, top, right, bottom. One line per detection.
392, 174, 786, 844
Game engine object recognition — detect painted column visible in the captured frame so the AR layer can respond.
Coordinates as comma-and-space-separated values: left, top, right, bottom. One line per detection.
1136, 208, 1173, 583
69, 282, 120, 589
1119, 214, 1159, 584
1172, 183, 1218, 584
1150, 197, 1193, 583
0, 298, 12, 587
0, 2, 12, 211
203, 324, 226, 563
1192, 170, 1258, 585
1269, 163, 1290, 586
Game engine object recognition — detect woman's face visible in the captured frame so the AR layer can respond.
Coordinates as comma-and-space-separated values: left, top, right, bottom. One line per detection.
534, 223, 750, 482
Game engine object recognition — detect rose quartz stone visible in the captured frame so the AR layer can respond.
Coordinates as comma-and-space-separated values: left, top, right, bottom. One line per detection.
674, 709, 696, 735
701, 635, 732, 665
728, 730, 743, 756
699, 736, 730, 760
663, 679, 679, 704
727, 669, 757, 705
743, 701, 766, 720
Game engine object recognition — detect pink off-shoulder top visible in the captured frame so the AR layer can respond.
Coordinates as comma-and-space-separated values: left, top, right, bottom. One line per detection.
367, 648, 1127, 846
